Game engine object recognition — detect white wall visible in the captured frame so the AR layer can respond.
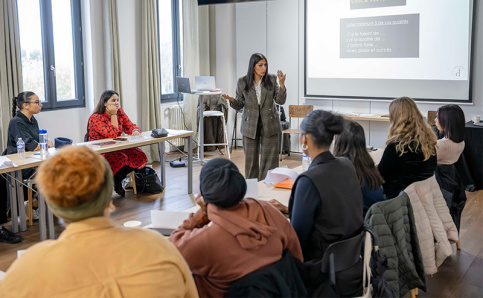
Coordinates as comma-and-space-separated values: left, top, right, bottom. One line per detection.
222, 0, 483, 149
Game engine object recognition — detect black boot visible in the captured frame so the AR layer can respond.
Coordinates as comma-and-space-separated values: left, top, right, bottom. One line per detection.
113, 166, 135, 197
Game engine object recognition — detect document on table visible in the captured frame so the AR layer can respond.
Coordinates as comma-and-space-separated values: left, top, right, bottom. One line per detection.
0, 270, 5, 280
0, 156, 17, 169
264, 166, 299, 185
150, 210, 190, 229
245, 179, 259, 198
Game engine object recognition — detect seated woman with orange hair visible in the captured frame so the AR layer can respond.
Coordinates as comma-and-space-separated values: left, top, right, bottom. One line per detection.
88, 90, 148, 196
0, 146, 197, 297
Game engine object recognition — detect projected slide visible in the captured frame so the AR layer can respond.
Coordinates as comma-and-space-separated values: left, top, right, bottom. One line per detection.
305, 0, 474, 102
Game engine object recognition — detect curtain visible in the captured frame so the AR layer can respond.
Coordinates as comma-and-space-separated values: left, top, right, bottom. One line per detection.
0, 0, 23, 151
182, 0, 214, 147
105, 0, 123, 102
141, 0, 162, 162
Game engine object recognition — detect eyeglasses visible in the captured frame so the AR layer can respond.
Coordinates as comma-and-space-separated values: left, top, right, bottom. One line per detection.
27, 101, 42, 105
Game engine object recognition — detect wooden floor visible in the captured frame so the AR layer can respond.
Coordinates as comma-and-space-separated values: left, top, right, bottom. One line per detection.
0, 148, 481, 297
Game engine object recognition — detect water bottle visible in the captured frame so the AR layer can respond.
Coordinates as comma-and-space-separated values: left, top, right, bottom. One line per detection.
39, 129, 48, 157
17, 138, 26, 159
302, 153, 310, 171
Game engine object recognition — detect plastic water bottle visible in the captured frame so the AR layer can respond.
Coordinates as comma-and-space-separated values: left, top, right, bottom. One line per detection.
39, 129, 48, 157
302, 153, 310, 171
17, 138, 26, 159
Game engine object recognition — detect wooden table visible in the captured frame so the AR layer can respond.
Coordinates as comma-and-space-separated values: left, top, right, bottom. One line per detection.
343, 114, 390, 122
0, 129, 194, 240
256, 149, 384, 206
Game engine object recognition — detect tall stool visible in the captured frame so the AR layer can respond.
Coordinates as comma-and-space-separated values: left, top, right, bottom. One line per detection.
198, 110, 230, 163
230, 110, 243, 153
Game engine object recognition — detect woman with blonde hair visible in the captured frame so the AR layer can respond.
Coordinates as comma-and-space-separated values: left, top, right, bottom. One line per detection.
378, 97, 437, 198
0, 146, 197, 297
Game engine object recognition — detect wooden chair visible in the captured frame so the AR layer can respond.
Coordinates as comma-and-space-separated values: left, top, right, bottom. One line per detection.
130, 172, 138, 195
428, 111, 438, 126
280, 105, 313, 161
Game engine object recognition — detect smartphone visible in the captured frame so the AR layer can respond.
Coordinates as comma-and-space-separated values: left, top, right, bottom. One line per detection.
113, 137, 127, 141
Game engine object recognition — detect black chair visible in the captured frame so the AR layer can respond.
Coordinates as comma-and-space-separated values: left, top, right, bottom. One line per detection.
315, 230, 365, 297
226, 250, 307, 297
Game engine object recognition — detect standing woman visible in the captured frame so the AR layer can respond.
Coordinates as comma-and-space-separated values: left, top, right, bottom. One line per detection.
378, 97, 437, 199
222, 53, 286, 180
88, 90, 147, 196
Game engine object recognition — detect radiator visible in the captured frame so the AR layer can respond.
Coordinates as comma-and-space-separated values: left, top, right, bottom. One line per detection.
168, 105, 186, 151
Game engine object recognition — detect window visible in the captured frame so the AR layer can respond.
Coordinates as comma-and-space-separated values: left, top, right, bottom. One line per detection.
17, 0, 85, 110
158, 0, 183, 102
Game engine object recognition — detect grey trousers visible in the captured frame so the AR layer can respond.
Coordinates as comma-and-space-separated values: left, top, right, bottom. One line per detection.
243, 119, 280, 180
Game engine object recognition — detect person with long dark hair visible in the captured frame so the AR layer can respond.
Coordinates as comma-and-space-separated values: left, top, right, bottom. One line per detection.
434, 104, 465, 165
378, 97, 437, 199
87, 90, 147, 196
434, 105, 467, 231
222, 53, 286, 180
333, 120, 385, 216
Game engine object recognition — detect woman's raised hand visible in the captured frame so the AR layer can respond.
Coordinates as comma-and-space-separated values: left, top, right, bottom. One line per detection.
221, 94, 234, 103
277, 70, 286, 89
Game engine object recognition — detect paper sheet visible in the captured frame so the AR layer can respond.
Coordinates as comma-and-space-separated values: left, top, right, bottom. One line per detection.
0, 270, 5, 280
0, 156, 17, 169
150, 210, 190, 229
264, 166, 299, 185
245, 178, 259, 198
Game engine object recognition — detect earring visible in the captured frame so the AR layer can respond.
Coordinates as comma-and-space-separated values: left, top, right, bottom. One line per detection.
302, 144, 308, 151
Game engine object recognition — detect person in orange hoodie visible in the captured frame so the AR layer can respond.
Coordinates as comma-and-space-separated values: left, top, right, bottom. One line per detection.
169, 158, 303, 297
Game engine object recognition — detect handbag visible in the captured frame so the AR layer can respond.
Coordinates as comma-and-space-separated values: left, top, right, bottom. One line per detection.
134, 167, 164, 194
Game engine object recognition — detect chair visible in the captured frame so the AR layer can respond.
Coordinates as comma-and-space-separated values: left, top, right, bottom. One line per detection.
198, 110, 230, 163
427, 111, 437, 126
280, 105, 313, 161
230, 110, 242, 153
320, 230, 365, 297
85, 132, 137, 195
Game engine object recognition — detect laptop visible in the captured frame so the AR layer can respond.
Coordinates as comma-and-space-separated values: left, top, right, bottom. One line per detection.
195, 76, 217, 91
176, 77, 203, 94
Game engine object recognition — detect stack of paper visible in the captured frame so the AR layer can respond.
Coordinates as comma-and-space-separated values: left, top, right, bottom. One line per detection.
0, 156, 17, 169
264, 166, 299, 185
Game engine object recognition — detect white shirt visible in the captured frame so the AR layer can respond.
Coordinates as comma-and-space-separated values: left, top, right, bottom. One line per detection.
254, 79, 262, 105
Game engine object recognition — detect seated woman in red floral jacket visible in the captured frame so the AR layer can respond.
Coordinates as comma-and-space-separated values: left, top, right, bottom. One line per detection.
88, 90, 147, 196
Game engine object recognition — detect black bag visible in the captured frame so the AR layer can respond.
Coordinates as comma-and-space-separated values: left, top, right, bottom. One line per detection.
134, 167, 164, 194
151, 128, 168, 138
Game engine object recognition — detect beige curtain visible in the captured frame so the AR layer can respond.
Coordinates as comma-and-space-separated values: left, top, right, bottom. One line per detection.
141, 0, 162, 162
182, 0, 215, 147
0, 0, 22, 151
105, 0, 123, 102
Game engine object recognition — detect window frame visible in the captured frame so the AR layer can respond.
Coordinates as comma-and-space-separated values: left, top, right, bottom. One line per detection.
158, 0, 183, 103
19, 0, 85, 110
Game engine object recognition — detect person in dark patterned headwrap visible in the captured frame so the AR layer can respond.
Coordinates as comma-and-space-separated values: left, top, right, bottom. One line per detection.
170, 158, 303, 297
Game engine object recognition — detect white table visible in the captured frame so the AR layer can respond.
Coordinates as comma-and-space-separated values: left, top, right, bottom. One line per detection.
1, 129, 194, 240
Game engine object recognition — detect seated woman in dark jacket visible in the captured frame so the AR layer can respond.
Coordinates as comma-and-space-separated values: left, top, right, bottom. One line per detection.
333, 120, 385, 216
270, 110, 363, 262
378, 97, 437, 199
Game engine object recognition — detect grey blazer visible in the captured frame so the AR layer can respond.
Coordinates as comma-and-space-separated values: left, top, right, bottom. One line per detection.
230, 74, 287, 139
